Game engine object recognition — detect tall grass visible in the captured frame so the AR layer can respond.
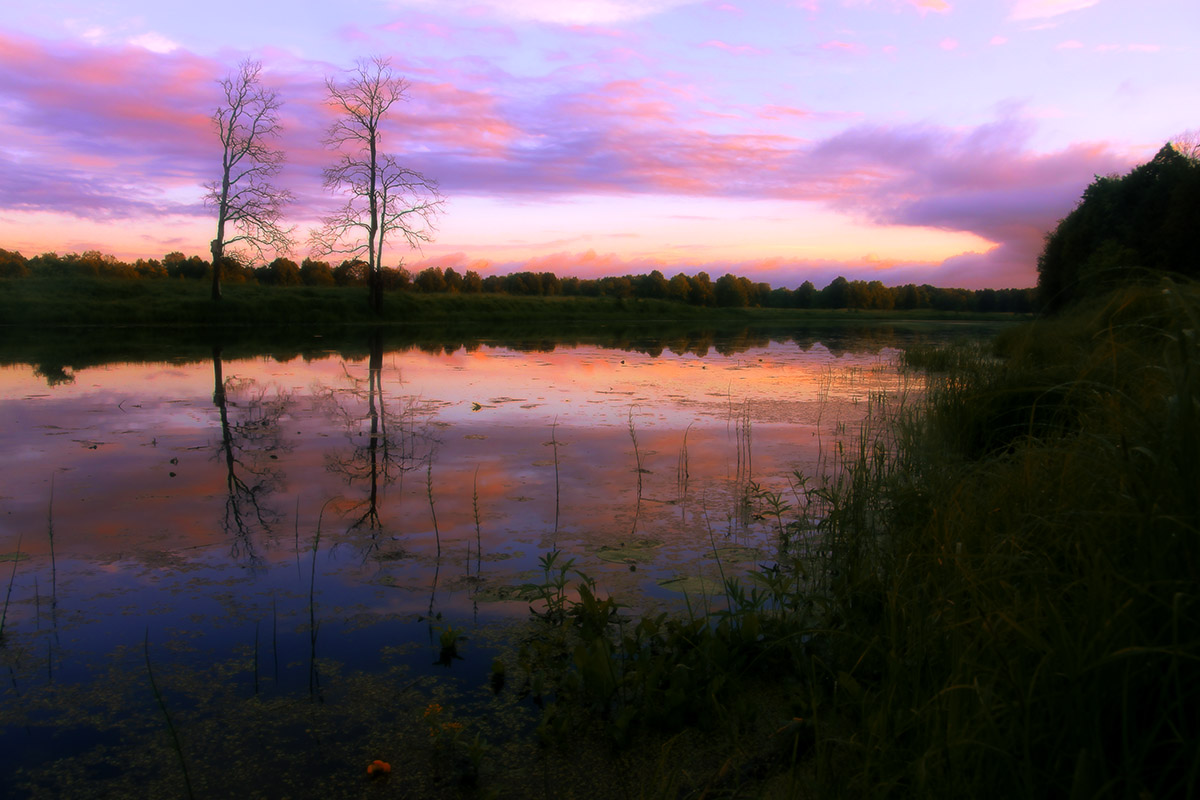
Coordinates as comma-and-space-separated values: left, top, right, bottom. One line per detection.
514, 281, 1197, 799
808, 280, 1200, 798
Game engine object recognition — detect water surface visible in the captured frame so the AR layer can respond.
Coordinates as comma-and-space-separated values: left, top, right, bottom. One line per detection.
0, 324, 982, 796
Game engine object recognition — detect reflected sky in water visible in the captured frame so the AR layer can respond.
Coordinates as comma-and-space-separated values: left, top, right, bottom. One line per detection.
0, 328, 971, 795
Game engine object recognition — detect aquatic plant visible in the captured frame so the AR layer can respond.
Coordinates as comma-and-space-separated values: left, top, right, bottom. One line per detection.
0, 535, 21, 642
144, 629, 195, 800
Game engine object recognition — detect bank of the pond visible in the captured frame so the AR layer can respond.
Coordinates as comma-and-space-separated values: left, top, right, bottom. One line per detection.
0, 274, 1027, 328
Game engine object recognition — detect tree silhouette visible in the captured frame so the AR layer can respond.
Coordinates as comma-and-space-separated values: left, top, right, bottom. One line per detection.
206, 60, 294, 301
313, 57, 444, 315
1037, 141, 1200, 311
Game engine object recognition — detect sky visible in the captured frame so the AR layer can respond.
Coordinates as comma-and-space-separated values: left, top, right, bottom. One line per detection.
1, 1, 1196, 290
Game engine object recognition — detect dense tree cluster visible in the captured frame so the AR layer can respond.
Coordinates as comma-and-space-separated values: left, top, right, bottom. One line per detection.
1037, 139, 1200, 311
0, 247, 1035, 313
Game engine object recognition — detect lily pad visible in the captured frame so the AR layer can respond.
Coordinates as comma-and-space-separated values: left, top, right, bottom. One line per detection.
0, 552, 30, 563
703, 545, 761, 564
472, 583, 541, 603
597, 538, 662, 564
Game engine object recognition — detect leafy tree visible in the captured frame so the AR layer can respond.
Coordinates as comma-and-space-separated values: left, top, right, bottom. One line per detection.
333, 259, 369, 286
1037, 142, 1200, 310
264, 257, 301, 286
689, 272, 715, 306
714, 273, 749, 307
0, 248, 30, 278
819, 276, 850, 309
463, 270, 483, 293
795, 280, 817, 309
415, 266, 447, 292
207, 60, 293, 301
314, 56, 444, 314
300, 258, 335, 286
666, 273, 692, 303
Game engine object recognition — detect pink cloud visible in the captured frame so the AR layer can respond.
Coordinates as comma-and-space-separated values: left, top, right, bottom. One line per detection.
758, 104, 815, 120
702, 40, 768, 56
0, 32, 218, 218
0, 32, 1139, 289
909, 0, 952, 15
1009, 0, 1099, 21
939, 38, 959, 50
820, 39, 868, 54
806, 120, 1132, 286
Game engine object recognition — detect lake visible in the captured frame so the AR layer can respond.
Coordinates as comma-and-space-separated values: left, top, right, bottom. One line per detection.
0, 322, 991, 797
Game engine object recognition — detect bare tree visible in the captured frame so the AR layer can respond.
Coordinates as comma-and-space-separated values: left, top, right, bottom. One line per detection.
206, 60, 294, 301
314, 56, 444, 315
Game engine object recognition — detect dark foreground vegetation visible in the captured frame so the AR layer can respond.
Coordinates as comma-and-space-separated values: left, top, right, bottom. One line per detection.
493, 279, 1197, 798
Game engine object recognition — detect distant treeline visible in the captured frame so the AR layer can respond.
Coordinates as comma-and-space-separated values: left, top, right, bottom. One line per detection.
0, 247, 1037, 313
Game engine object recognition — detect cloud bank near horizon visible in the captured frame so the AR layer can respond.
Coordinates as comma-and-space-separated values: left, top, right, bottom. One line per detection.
1, 0, 1187, 289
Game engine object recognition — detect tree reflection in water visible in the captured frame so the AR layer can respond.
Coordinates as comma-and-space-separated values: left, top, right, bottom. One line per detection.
211, 344, 291, 568
316, 332, 438, 547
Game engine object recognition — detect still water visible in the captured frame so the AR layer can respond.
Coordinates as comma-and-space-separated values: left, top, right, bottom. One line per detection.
0, 325, 981, 797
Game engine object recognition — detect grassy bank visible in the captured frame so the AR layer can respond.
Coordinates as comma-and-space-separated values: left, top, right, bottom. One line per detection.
500, 280, 1198, 797
0, 273, 1024, 328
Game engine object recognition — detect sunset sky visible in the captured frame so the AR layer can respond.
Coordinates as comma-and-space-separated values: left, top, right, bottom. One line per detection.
1, 0, 1196, 289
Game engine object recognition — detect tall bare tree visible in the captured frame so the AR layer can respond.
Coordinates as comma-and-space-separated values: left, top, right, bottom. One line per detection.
206, 60, 294, 301
314, 56, 443, 315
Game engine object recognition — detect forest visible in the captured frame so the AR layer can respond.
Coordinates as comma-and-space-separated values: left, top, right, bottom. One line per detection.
0, 246, 1037, 315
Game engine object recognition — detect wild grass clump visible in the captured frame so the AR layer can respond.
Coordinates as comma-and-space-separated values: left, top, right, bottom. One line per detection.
814, 279, 1200, 798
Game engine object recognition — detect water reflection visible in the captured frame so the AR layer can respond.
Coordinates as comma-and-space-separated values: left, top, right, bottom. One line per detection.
0, 323, 995, 796
212, 344, 289, 567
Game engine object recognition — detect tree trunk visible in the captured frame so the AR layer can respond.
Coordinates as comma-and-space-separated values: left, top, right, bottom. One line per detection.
210, 239, 223, 302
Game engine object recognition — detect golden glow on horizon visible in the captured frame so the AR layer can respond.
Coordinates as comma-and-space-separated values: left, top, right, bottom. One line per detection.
1, 193, 994, 279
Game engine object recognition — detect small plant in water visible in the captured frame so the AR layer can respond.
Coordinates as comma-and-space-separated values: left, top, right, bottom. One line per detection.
436, 625, 464, 666
422, 702, 484, 785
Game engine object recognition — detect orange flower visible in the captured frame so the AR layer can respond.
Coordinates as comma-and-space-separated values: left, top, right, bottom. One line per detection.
367, 759, 391, 777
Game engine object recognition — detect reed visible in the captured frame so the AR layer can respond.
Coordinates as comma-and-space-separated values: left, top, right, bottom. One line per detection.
272, 593, 279, 684
550, 417, 561, 535
0, 535, 21, 641
426, 456, 441, 558
47, 476, 56, 605
472, 465, 482, 574
628, 406, 643, 535
308, 499, 334, 700
676, 423, 691, 506
144, 628, 195, 800
252, 621, 260, 695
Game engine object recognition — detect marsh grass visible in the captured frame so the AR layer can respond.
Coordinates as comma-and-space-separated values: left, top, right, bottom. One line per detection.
508, 281, 1198, 799
801, 280, 1200, 798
